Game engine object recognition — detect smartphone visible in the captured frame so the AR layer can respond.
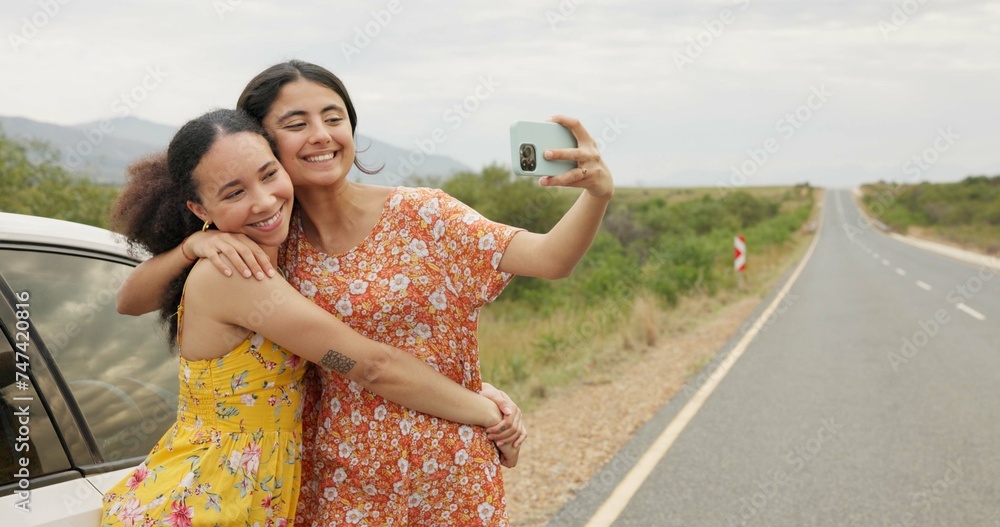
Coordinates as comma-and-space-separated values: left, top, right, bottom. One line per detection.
510, 121, 578, 177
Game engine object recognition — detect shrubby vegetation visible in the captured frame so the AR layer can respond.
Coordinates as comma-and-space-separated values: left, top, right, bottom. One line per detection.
0, 130, 118, 228
440, 165, 814, 312
861, 176, 1000, 254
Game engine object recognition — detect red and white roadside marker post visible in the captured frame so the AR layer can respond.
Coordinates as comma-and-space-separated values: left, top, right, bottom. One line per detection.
734, 235, 747, 289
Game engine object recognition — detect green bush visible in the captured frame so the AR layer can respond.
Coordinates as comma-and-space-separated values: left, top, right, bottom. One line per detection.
863, 176, 1000, 230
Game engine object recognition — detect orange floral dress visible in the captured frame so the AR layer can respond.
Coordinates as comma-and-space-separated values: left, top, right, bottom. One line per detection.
282, 187, 522, 526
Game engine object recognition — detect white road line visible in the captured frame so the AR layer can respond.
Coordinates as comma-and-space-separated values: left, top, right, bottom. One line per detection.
916, 281, 932, 291
956, 303, 986, 321
895, 268, 907, 276
882, 259, 890, 266
582, 203, 825, 527
873, 253, 880, 259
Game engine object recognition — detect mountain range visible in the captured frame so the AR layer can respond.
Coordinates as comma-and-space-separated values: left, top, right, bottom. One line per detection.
0, 115, 472, 186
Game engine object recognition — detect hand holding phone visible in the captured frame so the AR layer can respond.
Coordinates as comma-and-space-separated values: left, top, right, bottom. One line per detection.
510, 121, 578, 177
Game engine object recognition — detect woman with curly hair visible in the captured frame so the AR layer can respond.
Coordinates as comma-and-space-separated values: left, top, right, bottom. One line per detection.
102, 108, 522, 526
119, 59, 612, 525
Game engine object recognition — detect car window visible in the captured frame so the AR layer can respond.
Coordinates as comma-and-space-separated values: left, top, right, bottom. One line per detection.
0, 249, 178, 463
0, 347, 69, 489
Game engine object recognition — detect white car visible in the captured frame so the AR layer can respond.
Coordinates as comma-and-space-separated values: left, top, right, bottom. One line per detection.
0, 212, 177, 526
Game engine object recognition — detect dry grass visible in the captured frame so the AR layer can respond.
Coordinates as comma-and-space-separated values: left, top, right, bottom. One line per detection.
634, 295, 658, 347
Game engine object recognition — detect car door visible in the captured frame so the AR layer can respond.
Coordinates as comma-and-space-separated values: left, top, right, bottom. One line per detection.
0, 243, 179, 526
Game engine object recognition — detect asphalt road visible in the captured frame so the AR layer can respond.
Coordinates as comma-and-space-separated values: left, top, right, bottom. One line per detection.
550, 189, 1000, 526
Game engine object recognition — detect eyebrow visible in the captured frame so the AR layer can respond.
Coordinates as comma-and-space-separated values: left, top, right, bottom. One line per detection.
275, 104, 345, 123
214, 161, 277, 198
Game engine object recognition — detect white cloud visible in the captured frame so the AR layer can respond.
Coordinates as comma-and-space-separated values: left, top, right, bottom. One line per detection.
1, 0, 998, 187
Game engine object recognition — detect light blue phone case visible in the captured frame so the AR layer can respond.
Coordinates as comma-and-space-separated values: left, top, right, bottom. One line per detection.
510, 121, 577, 177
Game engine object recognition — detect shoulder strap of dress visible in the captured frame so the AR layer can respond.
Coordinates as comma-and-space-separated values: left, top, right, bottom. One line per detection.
176, 291, 187, 349
176, 260, 200, 349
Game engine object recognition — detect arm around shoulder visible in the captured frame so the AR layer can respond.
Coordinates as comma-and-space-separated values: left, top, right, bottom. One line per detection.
117, 245, 194, 315
211, 273, 503, 428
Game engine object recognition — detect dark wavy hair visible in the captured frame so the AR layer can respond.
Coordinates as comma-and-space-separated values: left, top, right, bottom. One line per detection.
111, 108, 273, 346
237, 59, 379, 175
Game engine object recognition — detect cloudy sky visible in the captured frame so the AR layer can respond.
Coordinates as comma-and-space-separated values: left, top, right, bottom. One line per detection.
2, 0, 998, 188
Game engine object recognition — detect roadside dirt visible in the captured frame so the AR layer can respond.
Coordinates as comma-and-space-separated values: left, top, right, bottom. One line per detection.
905, 225, 1000, 257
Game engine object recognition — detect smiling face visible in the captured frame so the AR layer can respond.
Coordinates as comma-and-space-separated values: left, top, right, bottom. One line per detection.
186, 132, 294, 249
262, 80, 357, 189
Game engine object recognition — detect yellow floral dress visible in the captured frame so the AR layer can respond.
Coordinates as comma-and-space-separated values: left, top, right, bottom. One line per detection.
101, 297, 306, 527
284, 187, 523, 526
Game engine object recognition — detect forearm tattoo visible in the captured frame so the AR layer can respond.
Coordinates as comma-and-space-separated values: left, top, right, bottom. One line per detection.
319, 350, 356, 374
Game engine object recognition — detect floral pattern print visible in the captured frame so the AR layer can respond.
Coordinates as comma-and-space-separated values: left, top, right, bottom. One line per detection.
283, 187, 522, 526
102, 326, 306, 527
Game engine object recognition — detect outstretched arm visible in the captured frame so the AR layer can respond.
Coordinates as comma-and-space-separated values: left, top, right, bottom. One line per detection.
118, 231, 274, 315
196, 265, 505, 428
498, 115, 614, 279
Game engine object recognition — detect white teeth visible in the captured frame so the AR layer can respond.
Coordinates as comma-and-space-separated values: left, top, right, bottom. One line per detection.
305, 152, 336, 162
250, 211, 281, 228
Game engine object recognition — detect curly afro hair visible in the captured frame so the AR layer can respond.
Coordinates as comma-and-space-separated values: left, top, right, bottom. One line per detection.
110, 108, 271, 346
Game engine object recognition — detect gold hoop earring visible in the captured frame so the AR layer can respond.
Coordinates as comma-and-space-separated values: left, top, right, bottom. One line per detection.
202, 221, 211, 232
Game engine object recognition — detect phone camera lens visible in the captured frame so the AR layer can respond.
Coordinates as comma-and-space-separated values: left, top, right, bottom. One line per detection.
519, 144, 536, 172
